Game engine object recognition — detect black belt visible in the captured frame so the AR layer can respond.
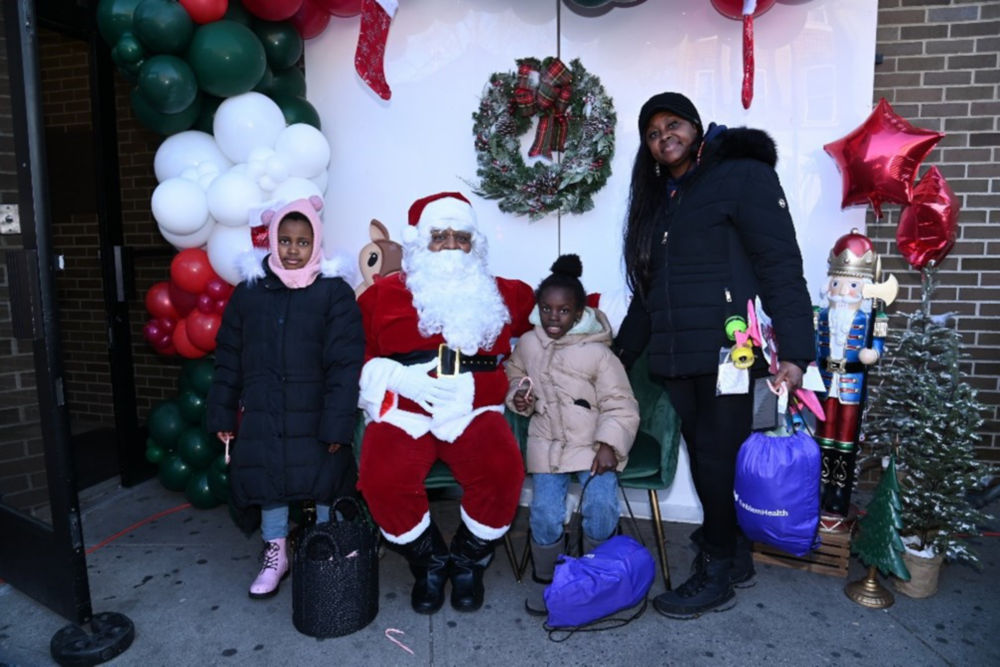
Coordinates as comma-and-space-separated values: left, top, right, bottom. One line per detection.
822, 358, 866, 374
390, 344, 498, 375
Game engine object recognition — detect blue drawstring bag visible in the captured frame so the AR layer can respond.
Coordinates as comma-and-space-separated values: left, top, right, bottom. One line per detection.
544, 535, 655, 629
734, 427, 821, 557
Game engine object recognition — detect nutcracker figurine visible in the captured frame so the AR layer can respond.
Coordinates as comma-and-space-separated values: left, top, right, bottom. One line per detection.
815, 230, 898, 532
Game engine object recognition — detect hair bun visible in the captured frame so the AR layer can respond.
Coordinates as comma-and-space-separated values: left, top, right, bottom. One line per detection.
550, 254, 583, 279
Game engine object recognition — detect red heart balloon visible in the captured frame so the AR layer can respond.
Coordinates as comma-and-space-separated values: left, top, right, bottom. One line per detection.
824, 98, 943, 218
896, 166, 959, 270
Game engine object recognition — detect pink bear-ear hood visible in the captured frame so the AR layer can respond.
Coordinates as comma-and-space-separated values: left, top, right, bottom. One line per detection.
265, 197, 325, 289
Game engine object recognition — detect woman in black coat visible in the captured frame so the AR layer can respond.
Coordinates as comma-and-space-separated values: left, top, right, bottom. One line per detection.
614, 93, 814, 619
207, 197, 364, 599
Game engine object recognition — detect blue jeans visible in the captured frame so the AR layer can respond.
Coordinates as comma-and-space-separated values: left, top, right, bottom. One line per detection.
530, 471, 620, 546
260, 503, 332, 541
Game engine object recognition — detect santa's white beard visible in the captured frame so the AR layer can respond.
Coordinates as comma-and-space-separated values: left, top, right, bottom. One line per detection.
827, 301, 859, 358
404, 245, 510, 354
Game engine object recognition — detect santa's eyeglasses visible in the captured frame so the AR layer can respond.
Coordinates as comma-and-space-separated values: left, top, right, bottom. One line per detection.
429, 230, 473, 245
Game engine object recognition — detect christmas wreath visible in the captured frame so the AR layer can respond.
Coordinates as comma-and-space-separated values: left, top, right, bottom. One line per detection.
470, 57, 616, 220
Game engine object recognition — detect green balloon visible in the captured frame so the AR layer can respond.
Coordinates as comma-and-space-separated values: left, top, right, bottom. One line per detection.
184, 358, 215, 395
97, 0, 144, 45
138, 54, 197, 114
192, 95, 222, 134
130, 86, 201, 135
177, 427, 217, 469
145, 444, 166, 464
133, 0, 193, 54
266, 66, 306, 98
185, 470, 220, 509
252, 21, 303, 70
253, 66, 274, 94
158, 454, 193, 491
187, 21, 267, 98
207, 456, 230, 502
148, 400, 185, 449
273, 95, 320, 130
176, 389, 206, 423
114, 32, 145, 65
224, 2, 253, 26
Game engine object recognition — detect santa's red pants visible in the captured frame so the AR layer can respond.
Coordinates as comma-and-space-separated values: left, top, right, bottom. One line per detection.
357, 411, 525, 543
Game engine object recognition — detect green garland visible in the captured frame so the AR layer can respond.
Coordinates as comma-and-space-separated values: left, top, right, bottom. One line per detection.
470, 57, 616, 221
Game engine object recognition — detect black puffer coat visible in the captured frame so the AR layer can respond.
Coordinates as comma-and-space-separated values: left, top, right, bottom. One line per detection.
616, 126, 815, 379
206, 264, 364, 508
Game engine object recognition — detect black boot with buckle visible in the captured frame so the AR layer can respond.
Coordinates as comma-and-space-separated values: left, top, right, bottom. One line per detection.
449, 523, 496, 612
392, 523, 451, 615
653, 551, 736, 620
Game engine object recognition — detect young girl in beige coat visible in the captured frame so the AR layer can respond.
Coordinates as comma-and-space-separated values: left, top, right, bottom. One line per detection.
505, 254, 640, 616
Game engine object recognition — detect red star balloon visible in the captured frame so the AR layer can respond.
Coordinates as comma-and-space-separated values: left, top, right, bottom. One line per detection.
824, 98, 943, 218
896, 166, 959, 270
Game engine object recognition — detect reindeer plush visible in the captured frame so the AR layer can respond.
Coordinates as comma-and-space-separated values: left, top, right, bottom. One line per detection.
355, 219, 402, 297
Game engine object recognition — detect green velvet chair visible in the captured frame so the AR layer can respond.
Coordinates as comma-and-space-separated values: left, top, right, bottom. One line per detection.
353, 412, 523, 581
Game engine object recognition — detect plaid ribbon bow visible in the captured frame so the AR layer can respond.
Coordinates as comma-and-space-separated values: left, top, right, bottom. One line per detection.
513, 60, 540, 117
528, 59, 573, 158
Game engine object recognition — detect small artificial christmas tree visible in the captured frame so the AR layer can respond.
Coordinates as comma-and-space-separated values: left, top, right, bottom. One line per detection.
852, 455, 910, 580
862, 267, 990, 564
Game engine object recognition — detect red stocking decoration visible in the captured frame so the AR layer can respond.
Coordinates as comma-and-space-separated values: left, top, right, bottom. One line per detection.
355, 0, 397, 100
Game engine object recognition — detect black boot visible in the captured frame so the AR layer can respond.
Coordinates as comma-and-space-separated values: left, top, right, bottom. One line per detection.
654, 551, 736, 620
449, 523, 495, 612
689, 527, 755, 588
391, 523, 450, 615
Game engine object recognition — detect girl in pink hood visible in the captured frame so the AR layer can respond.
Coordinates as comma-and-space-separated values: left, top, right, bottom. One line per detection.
207, 197, 365, 599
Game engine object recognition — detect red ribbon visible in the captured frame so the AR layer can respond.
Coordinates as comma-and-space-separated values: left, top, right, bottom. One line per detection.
514, 61, 538, 117
742, 14, 754, 109
528, 59, 573, 158
250, 224, 269, 249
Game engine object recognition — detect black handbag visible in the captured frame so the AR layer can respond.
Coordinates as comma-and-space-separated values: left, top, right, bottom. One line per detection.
291, 497, 380, 638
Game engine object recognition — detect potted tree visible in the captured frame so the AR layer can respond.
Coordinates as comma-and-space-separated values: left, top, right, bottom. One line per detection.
861, 266, 990, 597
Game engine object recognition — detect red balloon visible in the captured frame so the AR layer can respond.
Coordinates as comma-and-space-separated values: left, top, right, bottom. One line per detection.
242, 0, 303, 21
187, 311, 222, 352
144, 319, 163, 345
204, 277, 233, 300
179, 0, 228, 24
214, 299, 229, 314
196, 293, 215, 313
173, 319, 208, 359
168, 281, 199, 317
317, 0, 363, 17
160, 317, 177, 333
823, 98, 943, 219
171, 248, 217, 294
145, 281, 178, 320
710, 0, 776, 19
292, 0, 332, 39
896, 166, 959, 270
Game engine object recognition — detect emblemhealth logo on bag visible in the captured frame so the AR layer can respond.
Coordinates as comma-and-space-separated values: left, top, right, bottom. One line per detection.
733, 490, 789, 517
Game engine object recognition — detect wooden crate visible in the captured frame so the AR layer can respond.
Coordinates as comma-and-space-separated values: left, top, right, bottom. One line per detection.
752, 530, 852, 578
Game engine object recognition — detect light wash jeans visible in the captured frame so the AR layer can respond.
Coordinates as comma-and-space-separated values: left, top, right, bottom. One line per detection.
260, 503, 332, 541
529, 471, 620, 546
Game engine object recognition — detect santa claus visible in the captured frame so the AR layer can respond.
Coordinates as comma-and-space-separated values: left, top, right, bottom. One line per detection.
357, 192, 534, 615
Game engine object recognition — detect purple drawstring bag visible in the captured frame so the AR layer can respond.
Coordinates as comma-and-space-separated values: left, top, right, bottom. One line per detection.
734, 428, 821, 557
544, 535, 655, 628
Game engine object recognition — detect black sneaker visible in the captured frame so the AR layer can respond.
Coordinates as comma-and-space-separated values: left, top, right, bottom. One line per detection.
654, 554, 736, 620
689, 527, 756, 588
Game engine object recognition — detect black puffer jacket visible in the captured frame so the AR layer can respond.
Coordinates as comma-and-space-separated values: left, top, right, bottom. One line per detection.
206, 264, 364, 508
616, 126, 815, 379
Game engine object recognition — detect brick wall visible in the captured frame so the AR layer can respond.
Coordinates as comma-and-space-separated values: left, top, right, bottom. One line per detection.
868, 0, 1000, 461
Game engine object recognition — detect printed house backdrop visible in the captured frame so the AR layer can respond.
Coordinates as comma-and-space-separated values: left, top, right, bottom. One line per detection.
306, 0, 878, 520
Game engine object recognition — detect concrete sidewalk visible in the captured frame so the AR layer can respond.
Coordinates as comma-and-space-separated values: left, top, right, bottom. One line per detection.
1, 479, 997, 666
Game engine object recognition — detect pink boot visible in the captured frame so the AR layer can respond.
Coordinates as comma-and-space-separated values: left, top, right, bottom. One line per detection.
249, 538, 289, 599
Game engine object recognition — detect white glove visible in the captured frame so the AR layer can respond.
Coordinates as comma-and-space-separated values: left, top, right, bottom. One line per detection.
388, 358, 459, 412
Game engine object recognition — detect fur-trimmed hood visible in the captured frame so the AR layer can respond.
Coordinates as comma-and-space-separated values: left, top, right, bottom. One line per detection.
701, 124, 778, 170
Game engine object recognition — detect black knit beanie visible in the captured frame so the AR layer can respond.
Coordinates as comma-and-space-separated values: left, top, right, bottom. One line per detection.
638, 92, 702, 135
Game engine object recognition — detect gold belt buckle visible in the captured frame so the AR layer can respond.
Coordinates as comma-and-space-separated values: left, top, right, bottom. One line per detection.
827, 358, 847, 374
437, 344, 460, 377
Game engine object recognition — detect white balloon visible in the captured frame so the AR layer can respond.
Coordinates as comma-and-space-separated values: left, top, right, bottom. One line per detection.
213, 92, 286, 164
248, 147, 274, 163
207, 224, 254, 286
197, 162, 219, 177
198, 171, 218, 191
207, 171, 264, 227
158, 217, 216, 249
151, 178, 209, 235
265, 154, 290, 182
258, 175, 277, 192
272, 177, 322, 205
180, 167, 198, 182
274, 124, 331, 178
310, 170, 328, 195
153, 130, 231, 183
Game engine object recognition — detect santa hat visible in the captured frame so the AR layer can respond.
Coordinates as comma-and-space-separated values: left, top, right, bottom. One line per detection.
402, 192, 477, 244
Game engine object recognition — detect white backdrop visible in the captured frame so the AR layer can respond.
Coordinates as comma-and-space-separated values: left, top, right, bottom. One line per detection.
306, 0, 878, 522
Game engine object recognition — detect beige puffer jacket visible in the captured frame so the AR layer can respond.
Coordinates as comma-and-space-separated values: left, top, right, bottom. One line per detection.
505, 306, 639, 474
